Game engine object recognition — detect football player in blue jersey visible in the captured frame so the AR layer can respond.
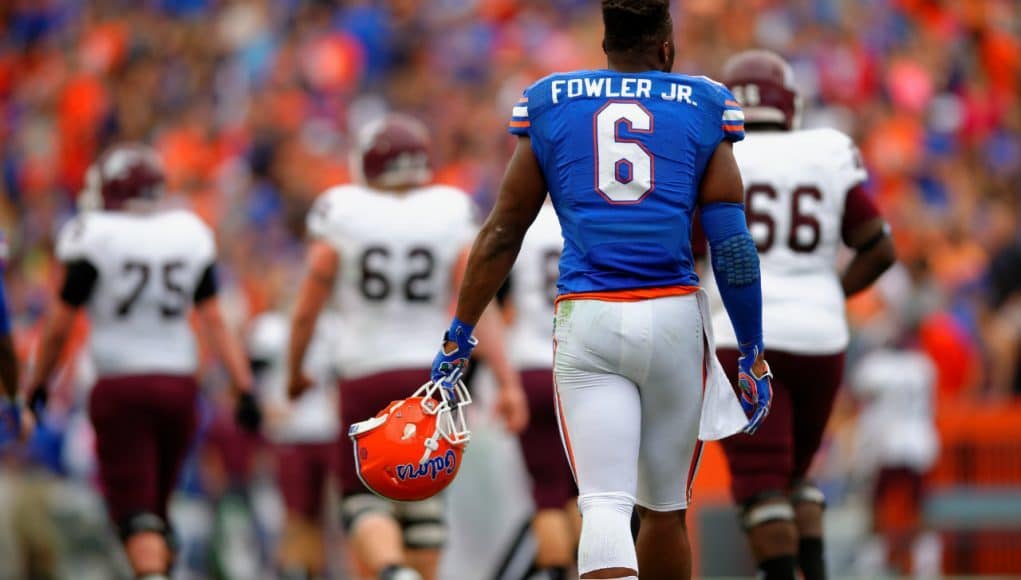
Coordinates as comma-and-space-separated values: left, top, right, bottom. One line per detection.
432, 1, 773, 579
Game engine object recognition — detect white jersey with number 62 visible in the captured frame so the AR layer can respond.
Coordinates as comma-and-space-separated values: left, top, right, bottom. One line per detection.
56, 209, 217, 376
707, 128, 868, 354
307, 184, 477, 380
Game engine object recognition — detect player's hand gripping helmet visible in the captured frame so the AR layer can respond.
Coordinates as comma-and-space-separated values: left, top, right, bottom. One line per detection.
352, 114, 433, 190
722, 49, 800, 130
78, 143, 166, 211
349, 378, 472, 501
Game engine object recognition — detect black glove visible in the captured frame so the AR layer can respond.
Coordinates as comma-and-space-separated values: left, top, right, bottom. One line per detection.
235, 391, 262, 434
28, 384, 48, 422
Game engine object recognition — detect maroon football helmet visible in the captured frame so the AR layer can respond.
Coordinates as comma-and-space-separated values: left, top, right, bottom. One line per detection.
722, 50, 799, 131
79, 143, 166, 211
353, 114, 433, 190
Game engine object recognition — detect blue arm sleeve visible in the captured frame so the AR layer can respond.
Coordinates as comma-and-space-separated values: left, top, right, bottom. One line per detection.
701, 202, 763, 354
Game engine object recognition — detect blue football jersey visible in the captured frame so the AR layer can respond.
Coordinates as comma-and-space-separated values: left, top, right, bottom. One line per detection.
509, 70, 744, 295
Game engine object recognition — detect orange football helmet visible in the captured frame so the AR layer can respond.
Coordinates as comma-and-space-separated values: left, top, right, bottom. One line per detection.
349, 378, 472, 502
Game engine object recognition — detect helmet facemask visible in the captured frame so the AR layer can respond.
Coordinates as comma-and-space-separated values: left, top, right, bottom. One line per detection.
413, 377, 472, 459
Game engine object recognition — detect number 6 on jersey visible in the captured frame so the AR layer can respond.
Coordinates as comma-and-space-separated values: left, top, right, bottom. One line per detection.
595, 102, 654, 204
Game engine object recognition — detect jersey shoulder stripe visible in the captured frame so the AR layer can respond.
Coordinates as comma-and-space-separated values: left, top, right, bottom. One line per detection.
667, 72, 746, 145
684, 74, 746, 143
509, 96, 530, 128
509, 93, 534, 136
509, 96, 530, 130
721, 98, 745, 140
507, 72, 575, 136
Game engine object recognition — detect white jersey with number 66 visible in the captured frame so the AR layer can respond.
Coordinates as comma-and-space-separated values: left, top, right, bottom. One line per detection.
707, 128, 869, 355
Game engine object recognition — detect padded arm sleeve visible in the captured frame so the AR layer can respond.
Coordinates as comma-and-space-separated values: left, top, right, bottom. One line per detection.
59, 259, 99, 308
702, 202, 763, 354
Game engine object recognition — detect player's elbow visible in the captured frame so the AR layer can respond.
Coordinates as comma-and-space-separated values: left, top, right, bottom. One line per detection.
877, 236, 897, 273
865, 235, 896, 278
478, 220, 525, 260
195, 299, 228, 334
290, 289, 325, 328
46, 302, 79, 342
289, 310, 316, 336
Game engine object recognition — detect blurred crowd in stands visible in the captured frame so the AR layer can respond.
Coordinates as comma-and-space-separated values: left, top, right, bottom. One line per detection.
2, 0, 1019, 399
0, 0, 1019, 576
0, 0, 1017, 408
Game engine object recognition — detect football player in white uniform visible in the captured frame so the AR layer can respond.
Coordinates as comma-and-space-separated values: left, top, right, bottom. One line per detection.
500, 201, 576, 579
704, 51, 896, 580
26, 144, 259, 580
286, 115, 527, 580
851, 341, 940, 577
248, 311, 340, 580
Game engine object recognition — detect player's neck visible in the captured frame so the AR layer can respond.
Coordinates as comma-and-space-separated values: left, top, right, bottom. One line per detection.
121, 199, 161, 213
606, 55, 667, 74
367, 182, 417, 196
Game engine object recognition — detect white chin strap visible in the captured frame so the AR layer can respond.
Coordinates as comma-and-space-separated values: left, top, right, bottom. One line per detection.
418, 431, 441, 465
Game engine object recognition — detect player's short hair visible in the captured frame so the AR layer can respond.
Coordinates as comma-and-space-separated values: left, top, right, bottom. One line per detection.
602, 0, 672, 54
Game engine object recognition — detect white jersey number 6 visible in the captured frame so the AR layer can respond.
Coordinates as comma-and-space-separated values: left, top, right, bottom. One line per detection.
594, 102, 654, 204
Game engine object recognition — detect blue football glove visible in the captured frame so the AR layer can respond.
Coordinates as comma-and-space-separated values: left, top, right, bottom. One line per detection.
737, 345, 773, 435
431, 318, 478, 390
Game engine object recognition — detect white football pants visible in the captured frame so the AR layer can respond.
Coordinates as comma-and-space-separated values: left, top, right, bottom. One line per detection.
553, 294, 706, 574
